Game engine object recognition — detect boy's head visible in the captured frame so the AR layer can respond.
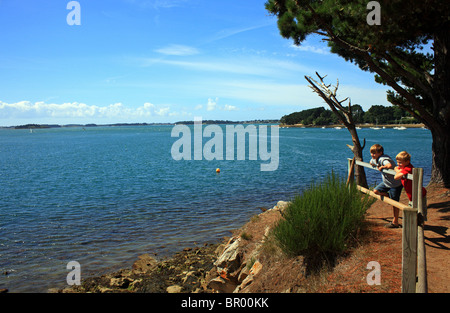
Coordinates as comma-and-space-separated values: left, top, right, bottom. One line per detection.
370, 144, 384, 159
396, 151, 411, 167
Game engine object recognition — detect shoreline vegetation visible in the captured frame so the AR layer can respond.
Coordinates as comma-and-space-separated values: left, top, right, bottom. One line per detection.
280, 123, 426, 129
1, 122, 426, 130
1, 120, 279, 129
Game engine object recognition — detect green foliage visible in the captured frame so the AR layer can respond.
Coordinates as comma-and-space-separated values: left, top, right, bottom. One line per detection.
273, 172, 374, 258
280, 105, 414, 125
266, 0, 450, 186
265, 0, 449, 121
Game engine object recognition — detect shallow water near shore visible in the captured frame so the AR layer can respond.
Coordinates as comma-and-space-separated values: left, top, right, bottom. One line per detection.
0, 125, 431, 292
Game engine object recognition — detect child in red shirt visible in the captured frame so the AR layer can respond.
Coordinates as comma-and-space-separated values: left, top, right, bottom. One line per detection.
394, 151, 427, 219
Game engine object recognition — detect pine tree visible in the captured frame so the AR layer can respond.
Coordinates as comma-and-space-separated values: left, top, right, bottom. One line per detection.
266, 0, 450, 186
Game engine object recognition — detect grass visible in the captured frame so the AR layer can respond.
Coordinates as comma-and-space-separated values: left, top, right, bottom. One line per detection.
272, 171, 374, 272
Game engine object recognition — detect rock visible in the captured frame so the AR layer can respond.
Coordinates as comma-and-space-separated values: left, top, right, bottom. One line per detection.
166, 285, 183, 293
110, 277, 132, 289
214, 244, 226, 255
233, 275, 254, 293
272, 200, 289, 213
214, 236, 241, 273
249, 261, 263, 276
181, 271, 197, 285
132, 253, 158, 274
207, 276, 237, 293
237, 266, 250, 282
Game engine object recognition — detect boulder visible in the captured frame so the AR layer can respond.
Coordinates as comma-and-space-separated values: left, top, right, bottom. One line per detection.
207, 276, 238, 293
214, 236, 242, 274
132, 253, 158, 274
249, 260, 263, 276
272, 200, 289, 213
166, 285, 183, 293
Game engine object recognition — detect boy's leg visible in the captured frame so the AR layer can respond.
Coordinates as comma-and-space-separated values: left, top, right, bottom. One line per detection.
392, 207, 400, 226
374, 182, 390, 197
388, 185, 403, 227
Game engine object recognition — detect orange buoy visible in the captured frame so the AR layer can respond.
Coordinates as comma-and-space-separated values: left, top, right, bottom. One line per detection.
216, 168, 220, 173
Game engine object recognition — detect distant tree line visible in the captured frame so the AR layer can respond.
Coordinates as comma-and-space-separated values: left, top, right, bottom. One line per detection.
175, 119, 279, 125
280, 105, 419, 126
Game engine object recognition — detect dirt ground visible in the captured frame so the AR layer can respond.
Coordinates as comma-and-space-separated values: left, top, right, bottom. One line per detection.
361, 184, 450, 293
244, 184, 449, 293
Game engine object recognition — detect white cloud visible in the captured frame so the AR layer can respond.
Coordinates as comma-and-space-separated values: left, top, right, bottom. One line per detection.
208, 22, 274, 43
0, 100, 171, 122
198, 98, 238, 112
206, 98, 217, 111
290, 44, 330, 55
139, 55, 311, 78
124, 0, 189, 10
154, 44, 199, 56
223, 104, 238, 111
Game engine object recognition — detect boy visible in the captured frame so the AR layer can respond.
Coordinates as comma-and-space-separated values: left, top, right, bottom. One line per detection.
370, 144, 403, 228
394, 151, 427, 219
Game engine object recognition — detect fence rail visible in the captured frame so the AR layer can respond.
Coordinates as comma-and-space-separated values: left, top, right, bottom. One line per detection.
347, 158, 427, 293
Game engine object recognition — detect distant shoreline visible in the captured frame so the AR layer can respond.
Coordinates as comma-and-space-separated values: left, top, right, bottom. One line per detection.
280, 123, 427, 129
0, 121, 427, 130
0, 120, 280, 129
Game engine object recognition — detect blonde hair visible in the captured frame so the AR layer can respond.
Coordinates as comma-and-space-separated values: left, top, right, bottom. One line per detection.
370, 144, 384, 154
396, 151, 411, 162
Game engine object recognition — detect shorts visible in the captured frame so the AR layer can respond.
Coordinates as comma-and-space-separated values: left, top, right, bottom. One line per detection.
374, 182, 403, 201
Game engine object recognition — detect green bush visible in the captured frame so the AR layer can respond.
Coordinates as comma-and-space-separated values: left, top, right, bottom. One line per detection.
273, 172, 374, 259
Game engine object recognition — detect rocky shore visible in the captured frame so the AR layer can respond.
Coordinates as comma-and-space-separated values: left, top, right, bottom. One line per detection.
5, 184, 448, 294
54, 201, 290, 294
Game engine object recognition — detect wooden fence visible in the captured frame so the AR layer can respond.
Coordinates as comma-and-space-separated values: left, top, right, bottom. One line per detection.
347, 159, 427, 293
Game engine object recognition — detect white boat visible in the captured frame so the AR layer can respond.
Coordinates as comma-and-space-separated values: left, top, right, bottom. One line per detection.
394, 126, 407, 130
334, 126, 342, 129
370, 127, 381, 130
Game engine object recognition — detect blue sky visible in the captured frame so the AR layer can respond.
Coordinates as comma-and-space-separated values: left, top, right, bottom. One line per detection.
0, 0, 392, 126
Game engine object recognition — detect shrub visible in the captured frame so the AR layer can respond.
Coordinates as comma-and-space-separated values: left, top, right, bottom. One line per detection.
273, 172, 374, 261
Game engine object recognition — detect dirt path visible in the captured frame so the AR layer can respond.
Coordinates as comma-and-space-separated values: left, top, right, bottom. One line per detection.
365, 185, 449, 293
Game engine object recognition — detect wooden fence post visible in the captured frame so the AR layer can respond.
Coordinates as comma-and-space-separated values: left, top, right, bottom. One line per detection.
414, 168, 428, 293
347, 159, 426, 293
402, 209, 417, 293
347, 157, 355, 186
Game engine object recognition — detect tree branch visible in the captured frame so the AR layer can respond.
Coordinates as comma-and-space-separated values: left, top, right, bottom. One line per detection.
294, 0, 435, 127
382, 51, 434, 97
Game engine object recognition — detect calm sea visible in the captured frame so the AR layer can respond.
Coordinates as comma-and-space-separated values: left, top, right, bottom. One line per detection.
0, 125, 432, 292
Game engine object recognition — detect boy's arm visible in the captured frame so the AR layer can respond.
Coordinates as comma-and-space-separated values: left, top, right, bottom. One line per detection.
394, 167, 407, 180
378, 160, 394, 171
394, 169, 403, 180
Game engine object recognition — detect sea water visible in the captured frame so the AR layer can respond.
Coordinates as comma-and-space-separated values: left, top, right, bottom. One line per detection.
0, 125, 432, 292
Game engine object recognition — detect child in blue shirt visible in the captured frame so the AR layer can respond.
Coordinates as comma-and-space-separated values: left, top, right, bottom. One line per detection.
370, 144, 403, 228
